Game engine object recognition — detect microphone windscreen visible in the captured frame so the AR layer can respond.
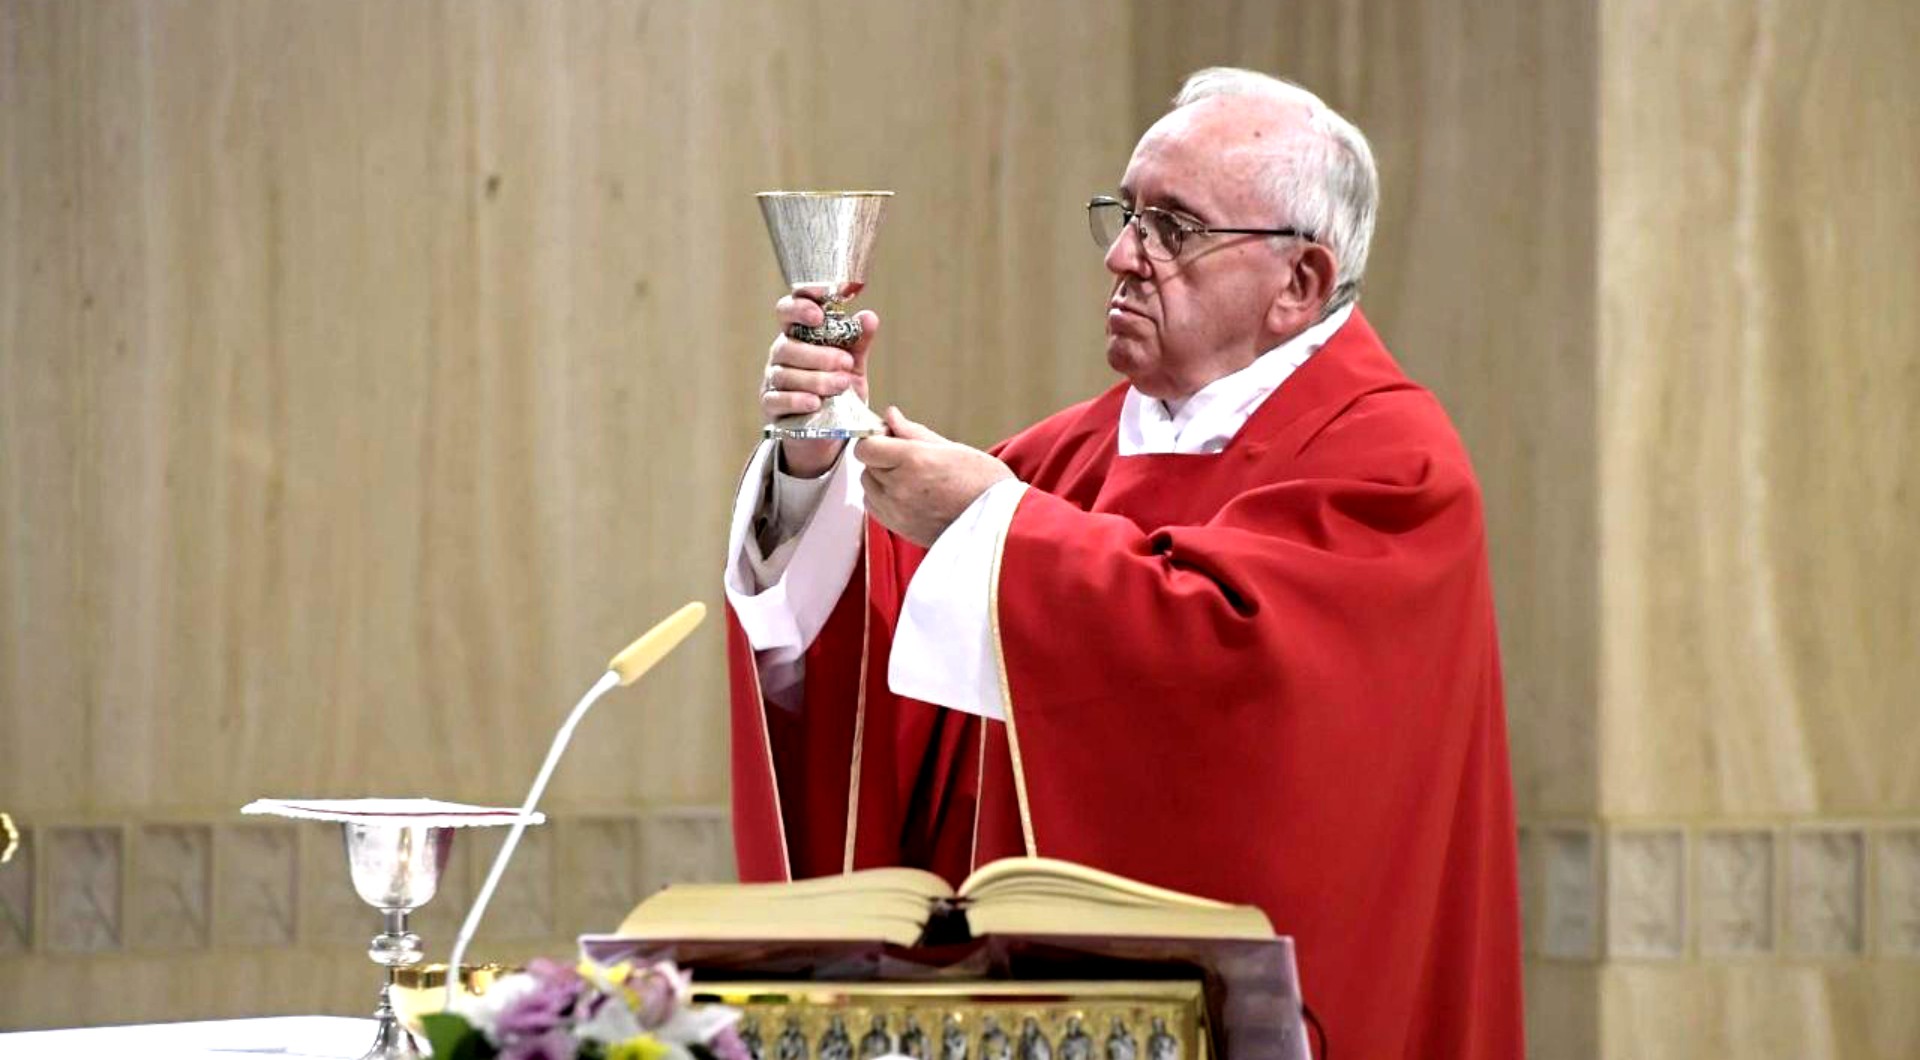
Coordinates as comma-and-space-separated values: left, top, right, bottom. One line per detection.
608, 601, 708, 686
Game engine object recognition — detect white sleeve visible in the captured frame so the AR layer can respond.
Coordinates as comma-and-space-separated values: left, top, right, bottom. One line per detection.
742, 455, 838, 588
886, 477, 1030, 720
722, 441, 868, 707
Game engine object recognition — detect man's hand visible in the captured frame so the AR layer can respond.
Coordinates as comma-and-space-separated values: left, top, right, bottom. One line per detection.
761, 294, 878, 478
856, 408, 1016, 547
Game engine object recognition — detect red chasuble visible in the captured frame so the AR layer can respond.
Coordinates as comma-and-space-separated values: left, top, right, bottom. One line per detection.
725, 311, 1523, 1059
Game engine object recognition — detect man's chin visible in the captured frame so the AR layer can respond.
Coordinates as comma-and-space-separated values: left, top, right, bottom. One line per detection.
1105, 345, 1178, 398
1105, 338, 1150, 377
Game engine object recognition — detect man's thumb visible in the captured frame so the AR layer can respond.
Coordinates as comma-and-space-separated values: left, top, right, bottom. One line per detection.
884, 406, 944, 443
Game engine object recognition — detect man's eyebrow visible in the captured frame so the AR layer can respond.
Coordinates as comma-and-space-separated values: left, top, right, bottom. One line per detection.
1115, 187, 1206, 222
1151, 192, 1207, 222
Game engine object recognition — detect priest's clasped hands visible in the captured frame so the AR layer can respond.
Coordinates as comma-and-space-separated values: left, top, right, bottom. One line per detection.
763, 294, 1014, 547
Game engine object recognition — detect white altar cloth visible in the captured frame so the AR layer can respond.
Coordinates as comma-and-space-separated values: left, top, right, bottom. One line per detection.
0, 1015, 376, 1059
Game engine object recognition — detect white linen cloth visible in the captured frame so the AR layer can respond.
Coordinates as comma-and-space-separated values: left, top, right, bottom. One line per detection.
0, 1016, 377, 1059
723, 304, 1354, 720
241, 798, 544, 828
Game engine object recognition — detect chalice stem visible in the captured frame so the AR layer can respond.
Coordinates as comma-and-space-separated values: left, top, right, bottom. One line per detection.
787, 302, 864, 349
361, 907, 424, 1059
770, 302, 884, 439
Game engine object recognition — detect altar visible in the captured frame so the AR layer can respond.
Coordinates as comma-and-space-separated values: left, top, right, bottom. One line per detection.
0, 1016, 377, 1059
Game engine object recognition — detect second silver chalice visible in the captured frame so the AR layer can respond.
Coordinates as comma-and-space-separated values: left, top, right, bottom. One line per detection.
242, 798, 546, 1060
345, 820, 454, 1060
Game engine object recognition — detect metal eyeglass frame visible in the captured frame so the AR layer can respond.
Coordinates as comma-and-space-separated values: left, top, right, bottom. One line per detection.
1086, 195, 1316, 260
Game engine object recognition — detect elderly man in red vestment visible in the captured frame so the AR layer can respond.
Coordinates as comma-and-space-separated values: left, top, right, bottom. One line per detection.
720, 68, 1524, 1058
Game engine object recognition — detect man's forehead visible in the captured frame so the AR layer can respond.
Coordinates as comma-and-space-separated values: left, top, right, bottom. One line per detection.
1121, 99, 1305, 212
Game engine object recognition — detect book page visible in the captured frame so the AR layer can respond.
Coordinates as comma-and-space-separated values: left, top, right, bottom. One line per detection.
613, 865, 953, 947
958, 857, 1238, 910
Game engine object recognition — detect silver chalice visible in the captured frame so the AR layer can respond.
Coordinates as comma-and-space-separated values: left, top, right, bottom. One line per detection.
344, 821, 455, 1060
757, 190, 892, 439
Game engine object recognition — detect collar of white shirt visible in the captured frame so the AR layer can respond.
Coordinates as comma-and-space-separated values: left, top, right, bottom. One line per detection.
1117, 302, 1356, 456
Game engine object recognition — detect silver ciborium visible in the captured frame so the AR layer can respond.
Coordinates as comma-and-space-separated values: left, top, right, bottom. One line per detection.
344, 821, 455, 1060
757, 190, 892, 439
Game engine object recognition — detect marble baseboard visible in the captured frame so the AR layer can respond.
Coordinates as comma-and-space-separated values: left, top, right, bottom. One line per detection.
0, 806, 734, 958
1520, 820, 1920, 964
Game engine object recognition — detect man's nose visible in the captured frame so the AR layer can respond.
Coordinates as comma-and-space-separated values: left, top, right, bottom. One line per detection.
1103, 218, 1151, 277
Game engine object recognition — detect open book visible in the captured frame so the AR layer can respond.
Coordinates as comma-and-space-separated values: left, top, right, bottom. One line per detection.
615, 857, 1274, 947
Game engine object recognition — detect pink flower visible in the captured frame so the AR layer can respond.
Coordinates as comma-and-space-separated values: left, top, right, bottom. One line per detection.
628, 963, 689, 1028
495, 972, 581, 1040
709, 1024, 754, 1060
526, 958, 585, 989
500, 1028, 577, 1060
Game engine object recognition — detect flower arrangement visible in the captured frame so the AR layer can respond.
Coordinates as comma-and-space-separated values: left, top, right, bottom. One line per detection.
421, 957, 747, 1060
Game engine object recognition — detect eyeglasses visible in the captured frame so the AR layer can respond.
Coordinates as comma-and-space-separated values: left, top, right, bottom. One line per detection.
1086, 196, 1314, 261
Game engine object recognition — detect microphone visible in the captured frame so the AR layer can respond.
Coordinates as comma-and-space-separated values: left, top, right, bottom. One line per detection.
446, 601, 708, 1004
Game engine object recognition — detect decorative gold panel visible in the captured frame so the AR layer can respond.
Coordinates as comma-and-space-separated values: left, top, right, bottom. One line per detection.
696, 981, 1209, 1060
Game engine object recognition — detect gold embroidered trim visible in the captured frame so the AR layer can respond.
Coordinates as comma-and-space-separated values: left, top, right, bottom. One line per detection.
988, 492, 1038, 856
970, 722, 988, 871
736, 443, 793, 882
842, 519, 873, 874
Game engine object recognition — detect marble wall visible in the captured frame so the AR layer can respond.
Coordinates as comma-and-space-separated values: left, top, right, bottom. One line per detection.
3, 0, 1915, 1052
1594, 0, 1920, 1056
0, 0, 1128, 1029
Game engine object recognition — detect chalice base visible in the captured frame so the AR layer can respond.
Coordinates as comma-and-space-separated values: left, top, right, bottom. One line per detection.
358, 1013, 421, 1060
766, 389, 886, 439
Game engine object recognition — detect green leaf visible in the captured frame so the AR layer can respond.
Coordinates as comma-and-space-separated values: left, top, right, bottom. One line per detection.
419, 1011, 496, 1059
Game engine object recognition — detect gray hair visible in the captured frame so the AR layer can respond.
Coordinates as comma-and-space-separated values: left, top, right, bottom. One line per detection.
1173, 68, 1378, 311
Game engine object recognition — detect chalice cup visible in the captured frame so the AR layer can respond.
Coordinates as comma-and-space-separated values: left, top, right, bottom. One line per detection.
344, 821, 455, 1060
756, 190, 892, 439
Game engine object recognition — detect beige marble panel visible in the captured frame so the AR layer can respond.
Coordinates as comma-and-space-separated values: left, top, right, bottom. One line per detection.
638, 805, 736, 898
130, 824, 213, 951
1880, 827, 1920, 957
1608, 828, 1687, 960
214, 823, 298, 948
0, 831, 32, 956
1696, 828, 1777, 957
44, 826, 124, 954
1132, 0, 1604, 818
558, 816, 640, 938
1599, 0, 1920, 819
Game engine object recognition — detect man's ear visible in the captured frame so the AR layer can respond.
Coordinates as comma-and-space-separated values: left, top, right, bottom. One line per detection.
1266, 243, 1340, 330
